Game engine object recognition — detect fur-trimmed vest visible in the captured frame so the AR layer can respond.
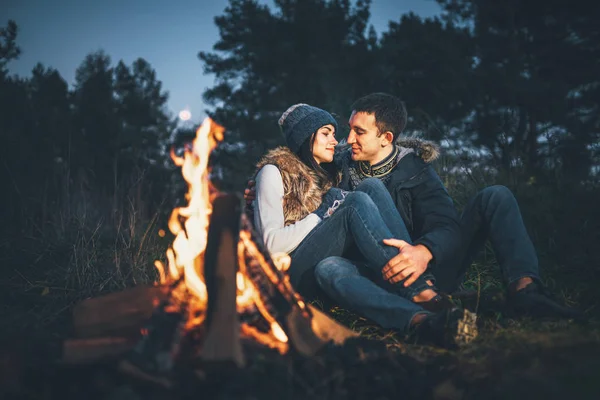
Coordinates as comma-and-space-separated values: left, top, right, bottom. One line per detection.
255, 147, 332, 226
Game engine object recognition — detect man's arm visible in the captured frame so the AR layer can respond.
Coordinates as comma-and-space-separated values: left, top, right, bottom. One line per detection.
410, 167, 461, 270
381, 239, 432, 287
382, 166, 460, 286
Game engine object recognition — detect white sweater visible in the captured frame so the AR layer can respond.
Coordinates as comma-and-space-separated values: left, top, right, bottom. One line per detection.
253, 164, 321, 254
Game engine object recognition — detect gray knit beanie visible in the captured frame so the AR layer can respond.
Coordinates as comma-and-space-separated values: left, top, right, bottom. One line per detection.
278, 103, 338, 153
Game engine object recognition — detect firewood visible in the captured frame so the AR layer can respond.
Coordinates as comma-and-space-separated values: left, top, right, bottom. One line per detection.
121, 297, 186, 375
239, 216, 356, 355
72, 285, 167, 338
201, 194, 245, 367
62, 337, 137, 365
285, 307, 327, 356
68, 195, 359, 367
308, 305, 359, 345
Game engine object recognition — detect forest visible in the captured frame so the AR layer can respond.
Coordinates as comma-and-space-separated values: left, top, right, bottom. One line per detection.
1, 0, 599, 397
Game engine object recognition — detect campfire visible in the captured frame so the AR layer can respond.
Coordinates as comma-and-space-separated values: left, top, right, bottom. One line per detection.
65, 118, 356, 386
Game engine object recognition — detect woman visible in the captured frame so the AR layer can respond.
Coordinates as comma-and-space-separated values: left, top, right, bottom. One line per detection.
253, 103, 444, 305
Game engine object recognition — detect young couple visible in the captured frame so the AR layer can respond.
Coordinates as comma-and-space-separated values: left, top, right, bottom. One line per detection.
249, 93, 581, 348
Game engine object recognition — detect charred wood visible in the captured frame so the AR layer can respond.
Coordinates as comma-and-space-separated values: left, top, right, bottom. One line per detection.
201, 193, 245, 367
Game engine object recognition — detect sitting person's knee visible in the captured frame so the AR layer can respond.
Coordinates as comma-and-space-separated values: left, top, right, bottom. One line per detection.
480, 185, 515, 204
344, 191, 374, 208
315, 256, 359, 285
355, 177, 386, 193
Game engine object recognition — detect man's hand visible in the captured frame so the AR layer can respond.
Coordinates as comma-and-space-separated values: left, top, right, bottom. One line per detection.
381, 239, 433, 287
244, 179, 256, 206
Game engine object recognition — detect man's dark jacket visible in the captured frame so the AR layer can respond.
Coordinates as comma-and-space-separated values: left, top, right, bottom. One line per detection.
336, 139, 462, 291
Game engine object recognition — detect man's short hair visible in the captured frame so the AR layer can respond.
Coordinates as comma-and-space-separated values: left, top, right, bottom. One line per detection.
350, 93, 407, 140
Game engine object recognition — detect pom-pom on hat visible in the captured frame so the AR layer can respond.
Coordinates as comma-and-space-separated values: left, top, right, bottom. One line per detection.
278, 103, 338, 153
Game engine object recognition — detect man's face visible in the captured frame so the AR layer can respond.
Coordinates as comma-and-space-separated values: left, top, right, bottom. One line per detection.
347, 111, 388, 163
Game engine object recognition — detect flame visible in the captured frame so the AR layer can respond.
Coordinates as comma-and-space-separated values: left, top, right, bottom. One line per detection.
271, 253, 291, 272
156, 117, 289, 352
156, 118, 220, 311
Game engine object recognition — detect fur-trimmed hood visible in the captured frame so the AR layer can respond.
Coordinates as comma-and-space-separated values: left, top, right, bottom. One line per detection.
255, 146, 332, 226
395, 137, 440, 163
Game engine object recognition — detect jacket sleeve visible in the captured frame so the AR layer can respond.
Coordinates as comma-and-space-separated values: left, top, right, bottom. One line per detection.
254, 164, 322, 254
409, 167, 461, 269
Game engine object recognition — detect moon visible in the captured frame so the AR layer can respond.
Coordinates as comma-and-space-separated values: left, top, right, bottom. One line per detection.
179, 109, 192, 121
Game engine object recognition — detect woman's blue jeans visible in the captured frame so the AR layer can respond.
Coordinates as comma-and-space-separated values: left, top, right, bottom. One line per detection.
315, 256, 427, 333
290, 178, 433, 333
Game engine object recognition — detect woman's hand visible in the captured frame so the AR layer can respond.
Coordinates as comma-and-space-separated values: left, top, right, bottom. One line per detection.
244, 179, 256, 206
314, 188, 348, 219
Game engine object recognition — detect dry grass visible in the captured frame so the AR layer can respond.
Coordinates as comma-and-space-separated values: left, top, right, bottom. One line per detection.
2, 155, 598, 355
0, 169, 168, 337
1, 163, 599, 400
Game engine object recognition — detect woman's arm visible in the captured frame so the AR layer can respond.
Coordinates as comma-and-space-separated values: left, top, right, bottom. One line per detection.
254, 164, 321, 254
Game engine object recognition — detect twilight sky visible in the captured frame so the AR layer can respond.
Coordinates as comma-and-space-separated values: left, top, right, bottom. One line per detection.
4, 0, 441, 123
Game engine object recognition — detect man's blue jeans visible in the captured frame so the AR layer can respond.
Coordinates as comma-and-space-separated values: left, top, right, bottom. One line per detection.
312, 184, 543, 334
434, 185, 542, 293
291, 178, 433, 333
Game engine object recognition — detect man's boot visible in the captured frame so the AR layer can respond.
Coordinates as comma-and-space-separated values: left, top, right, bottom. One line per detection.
507, 282, 584, 320
409, 307, 478, 349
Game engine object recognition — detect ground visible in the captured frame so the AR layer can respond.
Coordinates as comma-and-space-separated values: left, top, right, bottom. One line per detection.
1, 238, 600, 399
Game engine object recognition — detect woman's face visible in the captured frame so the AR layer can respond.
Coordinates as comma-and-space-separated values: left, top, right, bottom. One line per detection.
311, 124, 338, 164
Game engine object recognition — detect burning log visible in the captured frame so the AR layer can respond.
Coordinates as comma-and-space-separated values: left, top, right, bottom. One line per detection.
237, 216, 358, 352
201, 193, 245, 367
116, 293, 186, 388
72, 285, 167, 338
308, 305, 357, 346
63, 118, 357, 381
238, 217, 329, 356
121, 297, 185, 369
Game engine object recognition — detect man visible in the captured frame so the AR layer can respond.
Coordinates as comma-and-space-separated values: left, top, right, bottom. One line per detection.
318, 92, 580, 321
